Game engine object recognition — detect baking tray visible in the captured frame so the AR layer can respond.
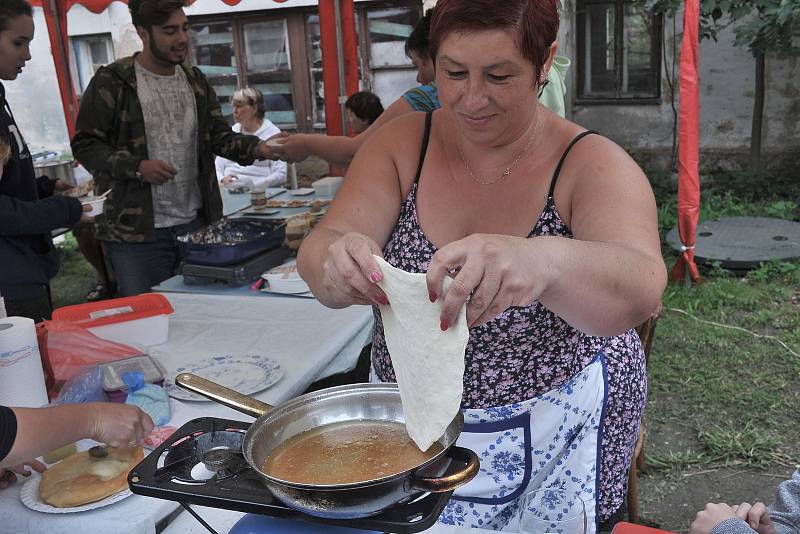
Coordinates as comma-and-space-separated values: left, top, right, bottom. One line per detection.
177, 219, 285, 266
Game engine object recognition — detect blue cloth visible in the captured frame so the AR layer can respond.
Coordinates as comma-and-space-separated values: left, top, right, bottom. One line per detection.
229, 514, 379, 534
122, 371, 171, 426
402, 83, 440, 112
104, 218, 203, 296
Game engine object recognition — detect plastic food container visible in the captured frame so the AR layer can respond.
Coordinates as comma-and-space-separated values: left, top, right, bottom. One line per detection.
312, 176, 344, 197
52, 294, 174, 347
99, 354, 167, 403
262, 261, 310, 294
80, 196, 105, 216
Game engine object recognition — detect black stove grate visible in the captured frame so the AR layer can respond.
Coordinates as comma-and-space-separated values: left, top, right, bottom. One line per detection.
129, 417, 456, 534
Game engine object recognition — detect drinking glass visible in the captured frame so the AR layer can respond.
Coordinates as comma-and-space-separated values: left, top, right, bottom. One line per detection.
518, 488, 586, 534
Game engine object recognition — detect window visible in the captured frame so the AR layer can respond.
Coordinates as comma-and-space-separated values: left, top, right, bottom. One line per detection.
188, 1, 422, 132
577, 0, 661, 102
70, 34, 114, 95
191, 22, 237, 117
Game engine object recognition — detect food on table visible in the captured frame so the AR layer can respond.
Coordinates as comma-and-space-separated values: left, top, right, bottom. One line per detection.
177, 218, 269, 245
39, 446, 143, 507
264, 198, 331, 209
263, 420, 443, 485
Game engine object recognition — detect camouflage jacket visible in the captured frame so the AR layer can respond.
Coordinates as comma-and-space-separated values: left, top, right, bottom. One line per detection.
71, 55, 261, 243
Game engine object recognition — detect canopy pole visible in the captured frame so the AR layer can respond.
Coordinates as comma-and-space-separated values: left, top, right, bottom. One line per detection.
41, 0, 78, 137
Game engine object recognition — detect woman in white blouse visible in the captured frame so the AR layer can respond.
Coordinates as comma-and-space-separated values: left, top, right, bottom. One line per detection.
215, 87, 287, 188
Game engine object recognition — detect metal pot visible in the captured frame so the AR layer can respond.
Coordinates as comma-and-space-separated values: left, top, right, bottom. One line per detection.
175, 373, 479, 519
33, 159, 76, 186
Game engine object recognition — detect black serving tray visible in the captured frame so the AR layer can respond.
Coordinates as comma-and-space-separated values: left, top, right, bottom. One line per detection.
178, 219, 285, 266
129, 417, 456, 534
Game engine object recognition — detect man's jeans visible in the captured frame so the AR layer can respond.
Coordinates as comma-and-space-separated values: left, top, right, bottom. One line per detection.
104, 219, 203, 297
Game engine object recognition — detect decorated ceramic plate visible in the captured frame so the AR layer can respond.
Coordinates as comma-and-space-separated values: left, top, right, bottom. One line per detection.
20, 473, 132, 513
166, 354, 284, 402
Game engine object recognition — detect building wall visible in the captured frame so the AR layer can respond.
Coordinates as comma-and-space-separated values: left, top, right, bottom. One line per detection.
560, 6, 800, 169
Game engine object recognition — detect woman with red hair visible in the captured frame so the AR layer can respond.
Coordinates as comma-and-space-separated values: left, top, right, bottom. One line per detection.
298, 0, 666, 530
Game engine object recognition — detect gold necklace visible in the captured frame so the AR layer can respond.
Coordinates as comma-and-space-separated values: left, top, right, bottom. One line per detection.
456, 114, 542, 186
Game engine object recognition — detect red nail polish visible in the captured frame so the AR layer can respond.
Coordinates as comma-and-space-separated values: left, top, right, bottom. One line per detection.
376, 293, 389, 306
440, 319, 449, 331
429, 290, 437, 302
370, 271, 382, 283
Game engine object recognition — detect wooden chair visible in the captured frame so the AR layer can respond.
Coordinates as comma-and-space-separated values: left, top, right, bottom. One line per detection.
626, 304, 662, 523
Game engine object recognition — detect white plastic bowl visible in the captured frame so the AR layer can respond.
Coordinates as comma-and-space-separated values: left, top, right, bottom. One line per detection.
81, 196, 105, 216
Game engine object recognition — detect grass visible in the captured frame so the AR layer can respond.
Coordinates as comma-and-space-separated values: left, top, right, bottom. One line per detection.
51, 233, 95, 309
644, 168, 800, 472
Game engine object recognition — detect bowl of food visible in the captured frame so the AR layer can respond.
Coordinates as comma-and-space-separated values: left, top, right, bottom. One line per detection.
80, 196, 105, 216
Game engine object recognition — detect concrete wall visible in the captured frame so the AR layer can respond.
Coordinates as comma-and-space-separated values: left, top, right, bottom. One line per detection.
561, 7, 800, 169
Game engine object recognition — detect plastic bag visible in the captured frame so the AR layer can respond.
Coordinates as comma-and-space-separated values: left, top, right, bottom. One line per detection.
53, 365, 106, 405
37, 320, 143, 399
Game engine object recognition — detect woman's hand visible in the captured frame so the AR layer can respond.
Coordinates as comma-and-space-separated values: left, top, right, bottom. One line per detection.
87, 403, 154, 448
0, 460, 46, 490
78, 203, 94, 224
321, 232, 389, 307
426, 234, 551, 330
268, 133, 309, 163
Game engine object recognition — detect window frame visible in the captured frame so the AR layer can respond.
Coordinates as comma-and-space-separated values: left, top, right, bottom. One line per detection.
69, 33, 115, 96
575, 0, 663, 105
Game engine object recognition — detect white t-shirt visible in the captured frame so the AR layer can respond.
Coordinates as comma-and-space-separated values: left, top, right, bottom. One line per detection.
215, 120, 287, 188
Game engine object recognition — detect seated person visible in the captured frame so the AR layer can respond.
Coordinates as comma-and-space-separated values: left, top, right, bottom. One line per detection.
215, 87, 287, 188
345, 91, 384, 135
690, 469, 800, 534
0, 403, 153, 488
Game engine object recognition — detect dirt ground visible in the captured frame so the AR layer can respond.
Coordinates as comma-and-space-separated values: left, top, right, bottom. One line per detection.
636, 424, 796, 532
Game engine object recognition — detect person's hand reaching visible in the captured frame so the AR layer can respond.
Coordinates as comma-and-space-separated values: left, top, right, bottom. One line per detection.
87, 403, 154, 448
690, 502, 776, 534
137, 160, 177, 185
0, 459, 46, 490
78, 203, 94, 224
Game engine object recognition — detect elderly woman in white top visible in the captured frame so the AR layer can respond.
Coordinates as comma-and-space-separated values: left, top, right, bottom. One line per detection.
215, 87, 287, 188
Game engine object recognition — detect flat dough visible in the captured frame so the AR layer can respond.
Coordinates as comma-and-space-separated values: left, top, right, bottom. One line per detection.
39, 446, 143, 508
374, 256, 469, 451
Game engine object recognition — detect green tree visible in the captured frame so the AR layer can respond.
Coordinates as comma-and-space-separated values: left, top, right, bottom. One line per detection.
643, 0, 800, 170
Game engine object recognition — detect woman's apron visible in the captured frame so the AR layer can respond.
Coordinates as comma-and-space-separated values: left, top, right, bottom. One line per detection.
375, 351, 608, 533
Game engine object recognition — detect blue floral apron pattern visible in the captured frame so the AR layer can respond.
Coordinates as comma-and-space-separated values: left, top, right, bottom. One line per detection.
439, 352, 608, 532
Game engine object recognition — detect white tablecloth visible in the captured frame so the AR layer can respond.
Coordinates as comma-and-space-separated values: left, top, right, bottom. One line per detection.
153, 292, 373, 420
0, 293, 374, 534
0, 401, 206, 534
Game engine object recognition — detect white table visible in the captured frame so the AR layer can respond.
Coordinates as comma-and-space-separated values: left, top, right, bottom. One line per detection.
0, 401, 206, 534
152, 292, 373, 420
0, 294, 374, 534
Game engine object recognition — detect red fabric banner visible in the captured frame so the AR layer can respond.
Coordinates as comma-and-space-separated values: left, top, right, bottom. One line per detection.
671, 0, 701, 283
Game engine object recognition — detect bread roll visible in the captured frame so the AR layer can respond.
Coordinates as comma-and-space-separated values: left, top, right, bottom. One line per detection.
39, 446, 143, 508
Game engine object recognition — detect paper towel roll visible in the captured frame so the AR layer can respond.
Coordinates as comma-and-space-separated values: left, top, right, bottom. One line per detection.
0, 317, 48, 407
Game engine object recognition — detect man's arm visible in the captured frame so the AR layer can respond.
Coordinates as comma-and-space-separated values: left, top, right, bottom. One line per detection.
70, 68, 142, 182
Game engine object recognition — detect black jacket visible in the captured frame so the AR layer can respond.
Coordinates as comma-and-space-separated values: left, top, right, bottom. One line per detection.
0, 83, 82, 299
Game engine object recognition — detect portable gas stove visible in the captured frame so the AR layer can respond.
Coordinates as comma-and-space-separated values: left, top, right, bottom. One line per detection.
180, 246, 291, 287
129, 417, 457, 534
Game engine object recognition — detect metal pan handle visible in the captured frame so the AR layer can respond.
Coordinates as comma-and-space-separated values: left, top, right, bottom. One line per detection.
410, 445, 479, 493
175, 373, 273, 418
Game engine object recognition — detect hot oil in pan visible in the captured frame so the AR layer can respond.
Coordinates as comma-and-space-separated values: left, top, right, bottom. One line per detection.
263, 420, 443, 485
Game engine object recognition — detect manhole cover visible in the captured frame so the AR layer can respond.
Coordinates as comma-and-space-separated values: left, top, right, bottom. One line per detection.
666, 216, 800, 270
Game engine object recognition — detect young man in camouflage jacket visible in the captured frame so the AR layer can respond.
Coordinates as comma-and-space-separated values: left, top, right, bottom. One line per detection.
71, 0, 275, 296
